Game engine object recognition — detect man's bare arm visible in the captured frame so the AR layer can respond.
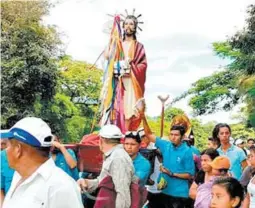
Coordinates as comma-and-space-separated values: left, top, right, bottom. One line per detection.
140, 113, 156, 143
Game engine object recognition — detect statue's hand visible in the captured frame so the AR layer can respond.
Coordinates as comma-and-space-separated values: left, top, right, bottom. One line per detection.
134, 98, 146, 117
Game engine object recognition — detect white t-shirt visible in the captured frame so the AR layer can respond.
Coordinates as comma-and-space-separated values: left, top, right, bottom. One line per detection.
3, 158, 83, 208
146, 143, 162, 194
248, 176, 255, 207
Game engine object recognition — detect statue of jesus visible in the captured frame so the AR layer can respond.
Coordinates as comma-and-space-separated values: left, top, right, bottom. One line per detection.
100, 10, 147, 132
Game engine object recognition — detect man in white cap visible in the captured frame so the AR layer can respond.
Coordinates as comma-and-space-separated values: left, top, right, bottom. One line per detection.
235, 138, 248, 156
78, 124, 135, 208
0, 117, 83, 208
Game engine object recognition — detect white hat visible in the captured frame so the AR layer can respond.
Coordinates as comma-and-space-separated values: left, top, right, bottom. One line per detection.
235, 138, 244, 145
99, 124, 123, 139
0, 117, 53, 147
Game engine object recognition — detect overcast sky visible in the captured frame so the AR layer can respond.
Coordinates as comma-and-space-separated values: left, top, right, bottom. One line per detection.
45, 0, 254, 123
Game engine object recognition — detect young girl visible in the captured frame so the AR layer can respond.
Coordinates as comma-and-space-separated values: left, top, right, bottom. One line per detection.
211, 177, 244, 208
242, 146, 255, 207
189, 148, 219, 199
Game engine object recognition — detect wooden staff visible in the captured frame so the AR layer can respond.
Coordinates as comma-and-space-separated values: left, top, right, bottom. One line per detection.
158, 95, 169, 138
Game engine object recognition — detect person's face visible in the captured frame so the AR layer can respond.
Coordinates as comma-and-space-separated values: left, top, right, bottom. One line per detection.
169, 130, 182, 146
247, 140, 255, 148
201, 154, 213, 172
5, 139, 21, 169
211, 168, 221, 176
249, 151, 255, 167
211, 168, 229, 177
211, 185, 240, 208
218, 127, 230, 144
0, 139, 8, 150
124, 18, 136, 35
124, 138, 140, 158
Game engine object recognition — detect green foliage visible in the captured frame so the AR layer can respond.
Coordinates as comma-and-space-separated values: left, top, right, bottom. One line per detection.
39, 57, 103, 142
164, 107, 185, 121
231, 123, 255, 139
64, 116, 87, 143
190, 119, 211, 151
1, 1, 61, 125
173, 4, 255, 127
147, 117, 169, 136
0, 2, 103, 143
212, 42, 241, 59
187, 70, 239, 115
58, 55, 102, 101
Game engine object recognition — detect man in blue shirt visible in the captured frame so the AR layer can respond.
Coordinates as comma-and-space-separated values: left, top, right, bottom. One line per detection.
213, 123, 247, 180
140, 114, 195, 208
124, 131, 151, 186
51, 135, 79, 180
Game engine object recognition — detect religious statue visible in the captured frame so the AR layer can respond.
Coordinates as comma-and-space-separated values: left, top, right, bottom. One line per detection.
100, 9, 147, 133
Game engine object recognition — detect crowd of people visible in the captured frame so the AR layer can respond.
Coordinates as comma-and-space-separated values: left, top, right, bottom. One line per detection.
1, 116, 255, 208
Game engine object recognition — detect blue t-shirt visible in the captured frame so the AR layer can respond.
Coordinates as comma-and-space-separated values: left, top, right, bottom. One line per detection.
217, 145, 246, 180
155, 137, 195, 198
0, 150, 15, 194
133, 153, 151, 186
54, 149, 79, 180
191, 145, 200, 156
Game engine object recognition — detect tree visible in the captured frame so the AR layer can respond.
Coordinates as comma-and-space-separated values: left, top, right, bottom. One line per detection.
164, 107, 185, 121
172, 4, 255, 127
231, 123, 255, 139
0, 2, 103, 143
36, 56, 103, 142
1, 1, 61, 126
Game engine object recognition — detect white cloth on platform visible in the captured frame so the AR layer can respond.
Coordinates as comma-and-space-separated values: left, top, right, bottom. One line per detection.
122, 41, 136, 119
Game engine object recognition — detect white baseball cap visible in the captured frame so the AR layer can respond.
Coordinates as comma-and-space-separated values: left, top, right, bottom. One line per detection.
99, 124, 123, 139
0, 117, 53, 147
235, 138, 244, 145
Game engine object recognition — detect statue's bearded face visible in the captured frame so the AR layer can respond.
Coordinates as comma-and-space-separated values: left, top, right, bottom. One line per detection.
124, 18, 136, 36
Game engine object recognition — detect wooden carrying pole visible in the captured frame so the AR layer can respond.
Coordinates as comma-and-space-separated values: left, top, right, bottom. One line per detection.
158, 95, 169, 138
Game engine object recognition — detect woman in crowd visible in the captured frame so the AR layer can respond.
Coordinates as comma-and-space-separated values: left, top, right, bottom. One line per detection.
242, 146, 255, 207
189, 148, 219, 199
211, 177, 244, 208
192, 156, 231, 208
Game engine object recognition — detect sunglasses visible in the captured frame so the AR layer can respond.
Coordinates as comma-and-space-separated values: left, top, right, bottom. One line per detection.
125, 131, 138, 137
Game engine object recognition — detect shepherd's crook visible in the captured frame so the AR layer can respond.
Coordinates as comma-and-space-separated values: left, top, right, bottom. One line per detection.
158, 95, 169, 138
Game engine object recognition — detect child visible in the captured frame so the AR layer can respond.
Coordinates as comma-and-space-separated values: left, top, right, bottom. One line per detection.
211, 177, 244, 208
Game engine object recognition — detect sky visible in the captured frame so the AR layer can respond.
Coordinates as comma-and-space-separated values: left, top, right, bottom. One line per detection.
44, 0, 254, 123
